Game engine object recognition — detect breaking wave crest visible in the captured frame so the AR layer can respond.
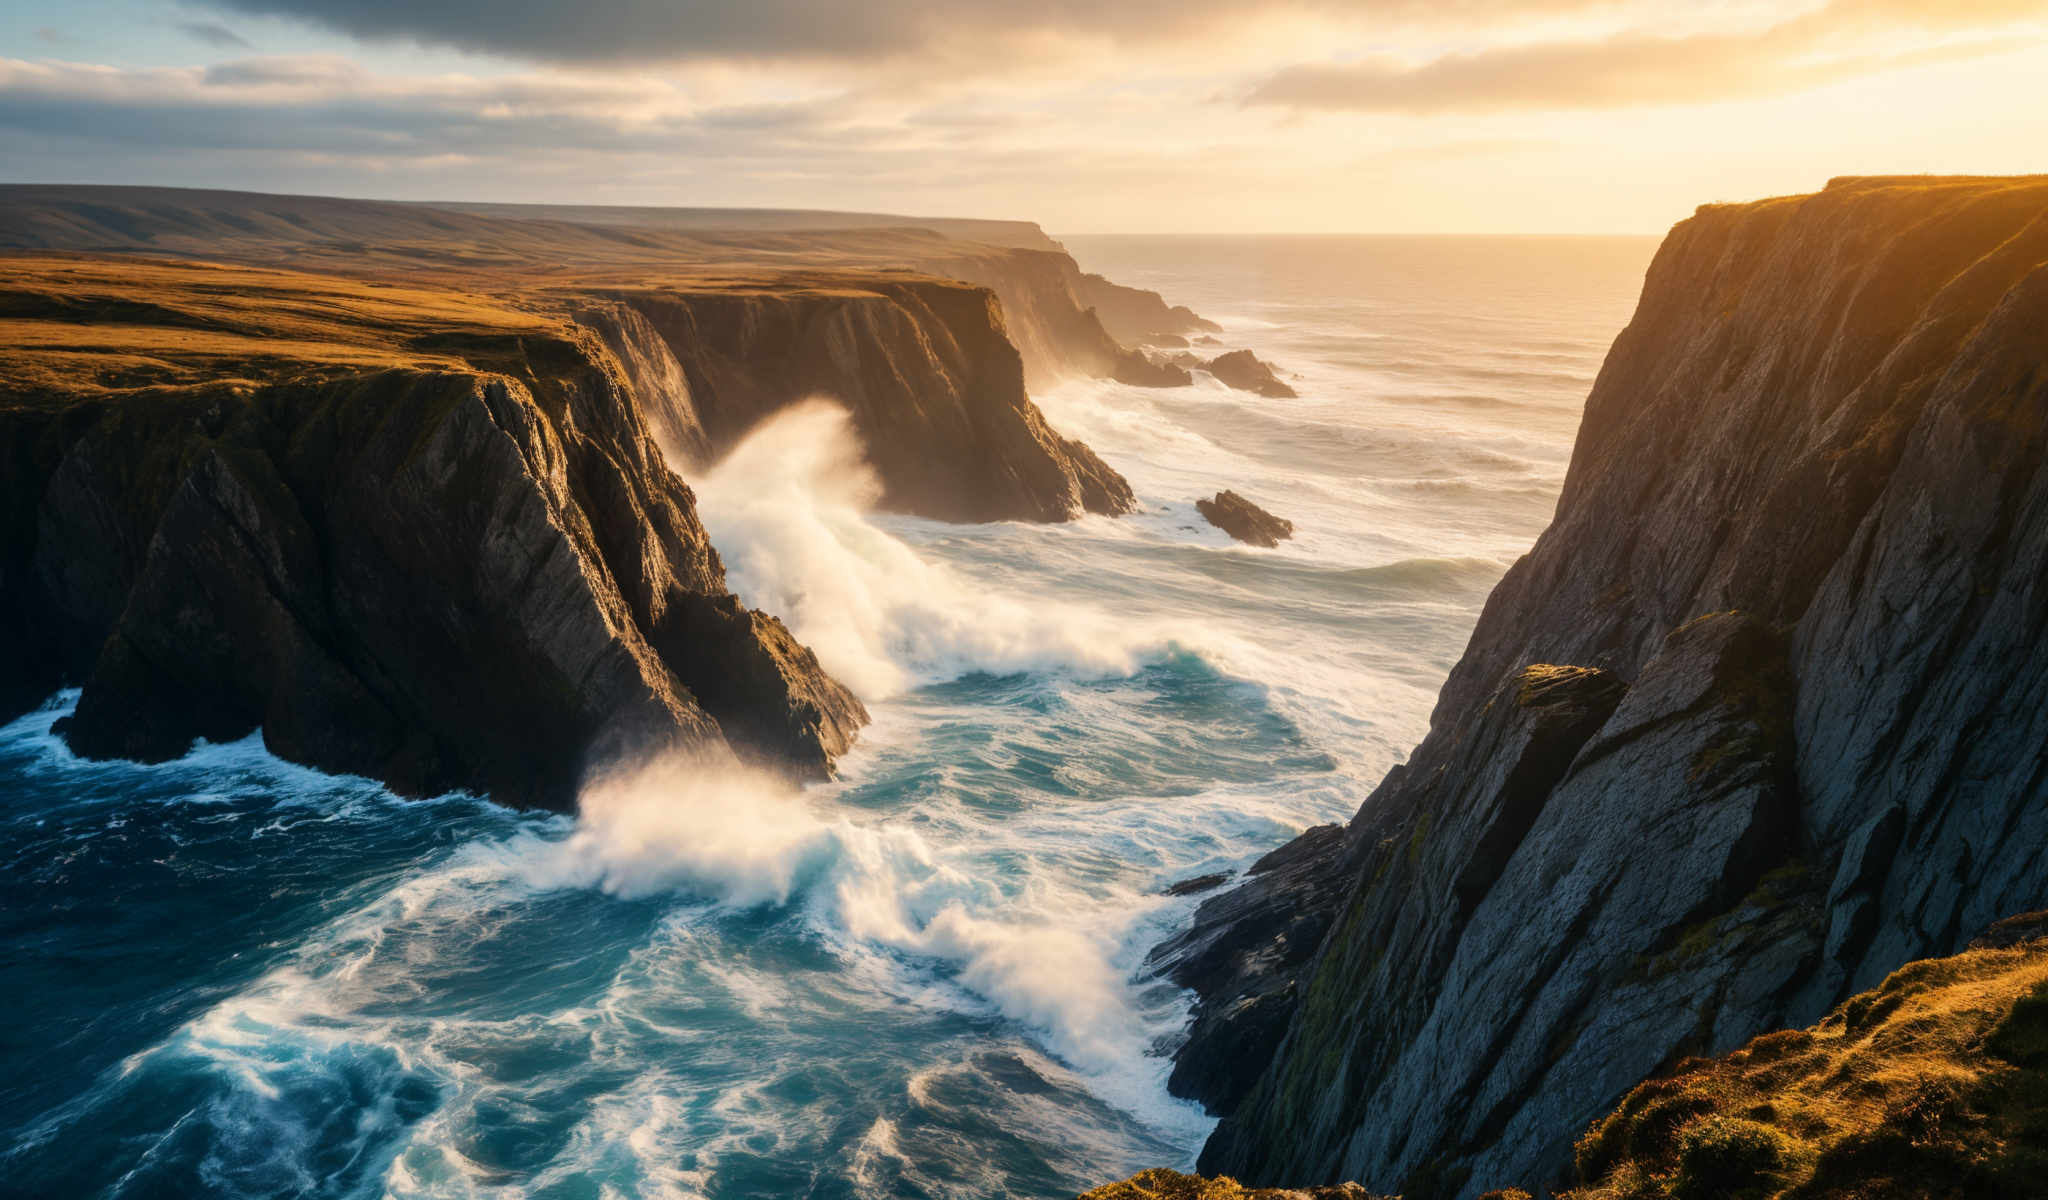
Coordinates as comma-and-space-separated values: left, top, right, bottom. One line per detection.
692, 400, 1207, 698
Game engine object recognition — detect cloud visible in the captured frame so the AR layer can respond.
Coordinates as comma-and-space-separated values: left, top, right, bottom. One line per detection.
1246, 0, 2048, 112
178, 21, 254, 50
0, 57, 901, 161
183, 0, 1591, 66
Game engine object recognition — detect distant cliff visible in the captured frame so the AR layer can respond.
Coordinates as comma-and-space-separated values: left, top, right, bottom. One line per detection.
0, 256, 864, 810
0, 184, 1213, 399
571, 275, 1133, 522
1159, 176, 2048, 1197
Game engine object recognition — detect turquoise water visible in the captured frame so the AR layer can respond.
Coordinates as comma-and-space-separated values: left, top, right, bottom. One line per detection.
0, 236, 1656, 1200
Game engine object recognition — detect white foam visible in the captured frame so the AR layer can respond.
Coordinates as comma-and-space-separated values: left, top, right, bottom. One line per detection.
691, 399, 1205, 698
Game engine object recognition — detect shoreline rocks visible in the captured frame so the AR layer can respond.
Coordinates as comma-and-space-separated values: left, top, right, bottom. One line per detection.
1197, 491, 1295, 547
1202, 350, 1297, 398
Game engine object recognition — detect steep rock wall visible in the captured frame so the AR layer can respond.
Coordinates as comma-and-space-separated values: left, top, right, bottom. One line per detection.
905, 244, 1218, 387
1167, 176, 2048, 1196
576, 278, 1135, 522
1, 258, 865, 809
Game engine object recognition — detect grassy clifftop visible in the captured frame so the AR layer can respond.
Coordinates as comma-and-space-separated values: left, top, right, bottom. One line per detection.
1567, 920, 2048, 1200
1092, 924, 2048, 1200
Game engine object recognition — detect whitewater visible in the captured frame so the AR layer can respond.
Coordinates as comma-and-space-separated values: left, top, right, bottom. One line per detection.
0, 235, 1655, 1200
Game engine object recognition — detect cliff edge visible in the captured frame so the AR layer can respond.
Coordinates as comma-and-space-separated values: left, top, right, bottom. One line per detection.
1163, 175, 2048, 1196
0, 256, 866, 809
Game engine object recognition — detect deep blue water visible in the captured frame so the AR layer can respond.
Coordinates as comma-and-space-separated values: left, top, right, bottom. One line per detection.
1, 235, 1655, 1200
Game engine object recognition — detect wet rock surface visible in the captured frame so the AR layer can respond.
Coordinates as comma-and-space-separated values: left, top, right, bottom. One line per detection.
2, 257, 865, 810
1166, 176, 2048, 1196
1198, 491, 1295, 547
1150, 824, 1351, 1115
1112, 349, 1197, 389
576, 280, 1135, 523
1203, 350, 1298, 398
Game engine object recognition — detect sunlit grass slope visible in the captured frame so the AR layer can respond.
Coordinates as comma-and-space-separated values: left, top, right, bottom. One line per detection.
1567, 917, 2048, 1200
1087, 921, 2048, 1200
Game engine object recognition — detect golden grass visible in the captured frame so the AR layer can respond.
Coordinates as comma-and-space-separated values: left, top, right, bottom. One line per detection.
0, 253, 565, 401
1082, 934, 2048, 1200
1079, 1167, 1375, 1200
0, 251, 987, 406
1568, 935, 2048, 1200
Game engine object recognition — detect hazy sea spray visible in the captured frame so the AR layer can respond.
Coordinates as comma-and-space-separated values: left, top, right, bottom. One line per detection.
692, 400, 1213, 697
525, 753, 1165, 1080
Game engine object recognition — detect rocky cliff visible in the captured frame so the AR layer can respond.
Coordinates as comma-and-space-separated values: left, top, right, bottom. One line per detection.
0, 184, 1212, 400
1112, 916, 2048, 1199
0, 255, 865, 809
570, 275, 1134, 522
1161, 176, 2048, 1197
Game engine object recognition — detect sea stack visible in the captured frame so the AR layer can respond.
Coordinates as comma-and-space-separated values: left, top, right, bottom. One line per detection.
1197, 491, 1296, 547
1203, 350, 1298, 398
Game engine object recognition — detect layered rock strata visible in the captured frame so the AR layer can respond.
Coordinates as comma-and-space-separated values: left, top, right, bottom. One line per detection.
1, 257, 864, 809
1163, 175, 2048, 1197
572, 278, 1134, 522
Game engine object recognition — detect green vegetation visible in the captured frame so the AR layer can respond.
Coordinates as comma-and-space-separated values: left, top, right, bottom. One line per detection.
1570, 934, 2048, 1200
1079, 1168, 1378, 1200
1087, 933, 2048, 1200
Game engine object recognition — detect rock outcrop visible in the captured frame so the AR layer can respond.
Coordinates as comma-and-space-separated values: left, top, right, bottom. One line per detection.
1150, 824, 1350, 1113
1197, 491, 1295, 547
1073, 271, 1222, 345
1559, 925, 2048, 1200
1114, 350, 1197, 388
1164, 176, 2048, 1197
0, 184, 1218, 405
1111, 921, 2048, 1200
1, 256, 865, 810
1203, 351, 1298, 399
574, 278, 1134, 522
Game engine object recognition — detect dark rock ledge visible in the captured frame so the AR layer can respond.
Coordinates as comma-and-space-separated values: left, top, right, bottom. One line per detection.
1198, 491, 1295, 547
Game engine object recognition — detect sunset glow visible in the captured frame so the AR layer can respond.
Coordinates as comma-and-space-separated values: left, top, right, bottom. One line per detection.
6, 0, 2047, 231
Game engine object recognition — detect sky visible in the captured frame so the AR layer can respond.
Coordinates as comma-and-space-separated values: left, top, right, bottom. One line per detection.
3, 0, 2048, 233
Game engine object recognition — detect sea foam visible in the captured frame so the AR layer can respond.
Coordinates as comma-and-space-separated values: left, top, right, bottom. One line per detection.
692, 400, 1206, 698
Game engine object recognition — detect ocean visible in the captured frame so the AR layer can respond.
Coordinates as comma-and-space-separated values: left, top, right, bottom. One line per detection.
0, 234, 1658, 1200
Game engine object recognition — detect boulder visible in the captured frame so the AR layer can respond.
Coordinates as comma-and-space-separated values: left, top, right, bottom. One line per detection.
1197, 491, 1295, 547
1204, 350, 1298, 398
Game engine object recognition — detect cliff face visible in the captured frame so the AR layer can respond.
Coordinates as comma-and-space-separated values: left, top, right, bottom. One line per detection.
572, 277, 1134, 522
0, 184, 1211, 400
0, 187, 1151, 522
1110, 918, 2048, 1200
1, 256, 865, 810
1562, 918, 2048, 1200
1168, 176, 2048, 1196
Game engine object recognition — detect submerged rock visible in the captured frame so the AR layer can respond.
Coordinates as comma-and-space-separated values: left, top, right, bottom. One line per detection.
1197, 491, 1295, 547
1149, 824, 1350, 1114
1164, 872, 1235, 897
1203, 351, 1297, 398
